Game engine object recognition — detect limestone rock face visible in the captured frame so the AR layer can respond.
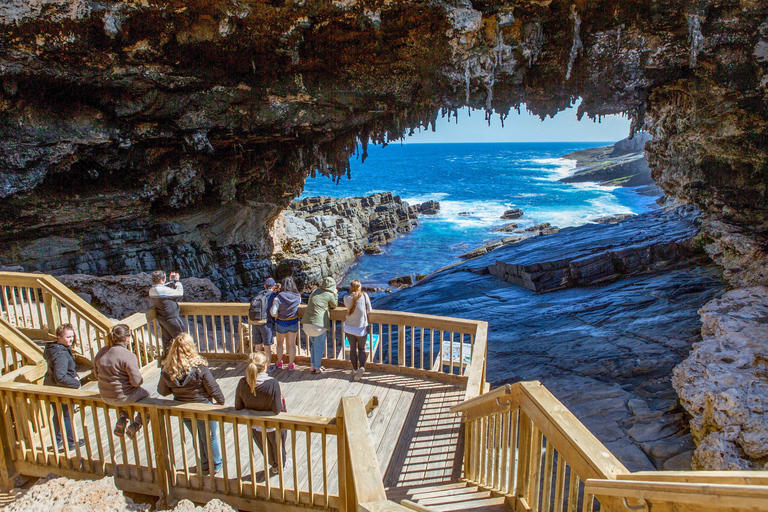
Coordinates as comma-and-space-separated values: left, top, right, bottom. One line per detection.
272, 193, 429, 290
58, 273, 221, 319
560, 134, 656, 188
672, 286, 768, 470
0, 0, 766, 294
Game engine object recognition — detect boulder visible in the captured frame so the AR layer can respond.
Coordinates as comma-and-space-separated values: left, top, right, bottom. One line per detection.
416, 200, 440, 215
493, 223, 518, 232
500, 208, 523, 220
592, 214, 636, 224
388, 275, 415, 287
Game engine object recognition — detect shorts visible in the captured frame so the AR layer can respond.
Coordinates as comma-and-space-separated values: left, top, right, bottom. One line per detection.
251, 323, 274, 346
275, 321, 299, 334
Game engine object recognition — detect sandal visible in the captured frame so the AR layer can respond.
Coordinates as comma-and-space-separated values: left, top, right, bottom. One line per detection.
114, 415, 129, 437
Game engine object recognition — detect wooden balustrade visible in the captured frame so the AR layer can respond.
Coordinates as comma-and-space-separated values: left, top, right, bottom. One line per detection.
0, 382, 340, 509
121, 308, 164, 367
451, 382, 630, 512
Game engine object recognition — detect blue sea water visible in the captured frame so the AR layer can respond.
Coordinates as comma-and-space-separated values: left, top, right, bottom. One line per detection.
301, 142, 660, 288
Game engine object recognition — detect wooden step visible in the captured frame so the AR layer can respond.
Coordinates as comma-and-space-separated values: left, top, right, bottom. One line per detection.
394, 481, 512, 512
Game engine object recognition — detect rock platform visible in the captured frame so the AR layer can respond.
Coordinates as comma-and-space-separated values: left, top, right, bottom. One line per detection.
375, 208, 725, 471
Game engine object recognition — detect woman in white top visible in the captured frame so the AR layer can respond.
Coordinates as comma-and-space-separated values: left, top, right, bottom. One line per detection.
343, 280, 372, 381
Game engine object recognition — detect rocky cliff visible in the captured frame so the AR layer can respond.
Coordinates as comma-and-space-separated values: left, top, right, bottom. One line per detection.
0, 0, 766, 294
271, 192, 434, 290
560, 133, 658, 188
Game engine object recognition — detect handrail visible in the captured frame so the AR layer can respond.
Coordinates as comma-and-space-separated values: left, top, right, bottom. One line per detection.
584, 478, 768, 510
0, 317, 44, 364
463, 321, 487, 401
34, 277, 113, 331
450, 383, 512, 414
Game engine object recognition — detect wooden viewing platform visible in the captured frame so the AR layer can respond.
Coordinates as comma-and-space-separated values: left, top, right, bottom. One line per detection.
0, 272, 765, 512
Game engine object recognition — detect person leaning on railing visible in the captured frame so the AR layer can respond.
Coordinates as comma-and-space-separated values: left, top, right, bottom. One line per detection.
270, 276, 301, 371
148, 270, 186, 360
43, 323, 85, 451
235, 351, 292, 482
343, 280, 372, 382
93, 324, 150, 439
157, 332, 225, 475
301, 277, 338, 374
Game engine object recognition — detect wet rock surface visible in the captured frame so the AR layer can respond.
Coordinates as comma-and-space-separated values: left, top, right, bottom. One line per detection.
375, 216, 726, 470
272, 193, 434, 291
463, 206, 701, 292
673, 287, 768, 470
560, 134, 658, 188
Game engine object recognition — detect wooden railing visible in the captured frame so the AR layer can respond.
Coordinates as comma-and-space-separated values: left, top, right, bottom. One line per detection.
0, 318, 45, 378
170, 303, 487, 388
0, 381, 341, 509
450, 382, 630, 512
0, 272, 113, 362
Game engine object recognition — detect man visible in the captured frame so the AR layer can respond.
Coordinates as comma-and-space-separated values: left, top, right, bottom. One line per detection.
149, 269, 186, 359
247, 277, 279, 369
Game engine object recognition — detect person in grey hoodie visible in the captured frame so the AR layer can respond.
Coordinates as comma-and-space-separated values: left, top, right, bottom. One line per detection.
269, 276, 301, 371
43, 323, 85, 451
94, 324, 149, 439
301, 277, 338, 374
158, 333, 225, 474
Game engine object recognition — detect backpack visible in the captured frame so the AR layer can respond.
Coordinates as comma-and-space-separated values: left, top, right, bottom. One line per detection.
248, 289, 272, 322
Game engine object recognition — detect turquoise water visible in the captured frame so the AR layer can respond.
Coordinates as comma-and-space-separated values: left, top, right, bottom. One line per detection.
301, 142, 660, 287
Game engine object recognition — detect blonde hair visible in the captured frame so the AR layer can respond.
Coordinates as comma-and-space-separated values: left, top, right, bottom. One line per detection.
245, 351, 269, 394
162, 333, 208, 381
347, 280, 364, 315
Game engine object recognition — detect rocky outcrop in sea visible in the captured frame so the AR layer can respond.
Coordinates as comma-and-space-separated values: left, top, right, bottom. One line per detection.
271, 193, 436, 291
560, 133, 658, 189
375, 207, 726, 471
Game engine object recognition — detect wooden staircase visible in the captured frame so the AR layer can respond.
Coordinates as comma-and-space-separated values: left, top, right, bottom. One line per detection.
395, 481, 511, 512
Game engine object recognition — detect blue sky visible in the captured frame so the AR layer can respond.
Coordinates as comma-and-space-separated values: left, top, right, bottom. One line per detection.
402, 105, 631, 143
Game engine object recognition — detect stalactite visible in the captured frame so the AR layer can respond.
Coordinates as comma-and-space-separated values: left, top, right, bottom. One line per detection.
565, 6, 583, 81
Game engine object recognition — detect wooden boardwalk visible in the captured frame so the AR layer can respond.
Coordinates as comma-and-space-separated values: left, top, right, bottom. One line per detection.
77, 359, 465, 498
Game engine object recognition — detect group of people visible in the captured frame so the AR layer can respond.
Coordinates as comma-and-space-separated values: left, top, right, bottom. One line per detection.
42, 269, 373, 479
248, 275, 373, 380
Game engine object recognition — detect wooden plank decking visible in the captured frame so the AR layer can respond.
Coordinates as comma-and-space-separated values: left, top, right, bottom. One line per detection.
74, 359, 465, 498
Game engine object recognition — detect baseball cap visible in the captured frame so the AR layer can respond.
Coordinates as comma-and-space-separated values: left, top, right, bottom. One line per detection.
265, 278, 276, 287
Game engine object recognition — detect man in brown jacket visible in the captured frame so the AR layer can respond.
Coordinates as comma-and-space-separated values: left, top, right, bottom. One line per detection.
94, 324, 150, 439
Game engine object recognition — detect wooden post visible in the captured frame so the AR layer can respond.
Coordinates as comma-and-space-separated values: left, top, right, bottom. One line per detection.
149, 407, 174, 508
0, 392, 16, 490
43, 293, 61, 336
336, 401, 350, 512
516, 411, 533, 503
397, 325, 405, 367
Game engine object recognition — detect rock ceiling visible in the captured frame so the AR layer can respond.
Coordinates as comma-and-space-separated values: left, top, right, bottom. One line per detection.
0, 0, 766, 291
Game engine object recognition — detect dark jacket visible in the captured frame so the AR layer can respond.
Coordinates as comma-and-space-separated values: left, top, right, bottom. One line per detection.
43, 342, 80, 389
149, 281, 183, 321
235, 375, 283, 414
274, 291, 301, 321
157, 365, 225, 405
93, 344, 143, 401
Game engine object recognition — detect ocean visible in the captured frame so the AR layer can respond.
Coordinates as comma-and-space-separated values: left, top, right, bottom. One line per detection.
301, 142, 660, 288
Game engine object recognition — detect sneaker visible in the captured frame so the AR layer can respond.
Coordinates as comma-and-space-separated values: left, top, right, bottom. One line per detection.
114, 415, 129, 437
125, 421, 143, 439
288, 363, 295, 371
283, 457, 293, 473
318, 366, 325, 373
276, 361, 283, 369
268, 364, 277, 373
269, 465, 280, 477
354, 367, 364, 381
69, 438, 86, 450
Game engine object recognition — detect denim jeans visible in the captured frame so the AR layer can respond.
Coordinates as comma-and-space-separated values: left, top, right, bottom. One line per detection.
50, 402, 74, 447
309, 330, 327, 369
184, 415, 222, 472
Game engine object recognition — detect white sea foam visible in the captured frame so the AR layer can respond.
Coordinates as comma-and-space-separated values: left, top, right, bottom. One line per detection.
528, 158, 579, 180
401, 192, 450, 204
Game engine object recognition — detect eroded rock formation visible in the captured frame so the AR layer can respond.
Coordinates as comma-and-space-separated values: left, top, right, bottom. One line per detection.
271, 192, 433, 290
0, 0, 766, 298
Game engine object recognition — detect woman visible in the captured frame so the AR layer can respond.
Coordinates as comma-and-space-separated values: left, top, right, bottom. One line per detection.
93, 324, 149, 439
270, 276, 301, 370
343, 280, 372, 381
301, 277, 337, 374
235, 352, 291, 481
158, 333, 225, 474
43, 323, 85, 451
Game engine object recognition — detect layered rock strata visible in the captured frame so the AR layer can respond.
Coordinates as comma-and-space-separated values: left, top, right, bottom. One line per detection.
0, 0, 766, 298
560, 133, 657, 188
271, 193, 434, 290
459, 223, 560, 260
673, 287, 768, 470
466, 206, 702, 293
375, 210, 725, 470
